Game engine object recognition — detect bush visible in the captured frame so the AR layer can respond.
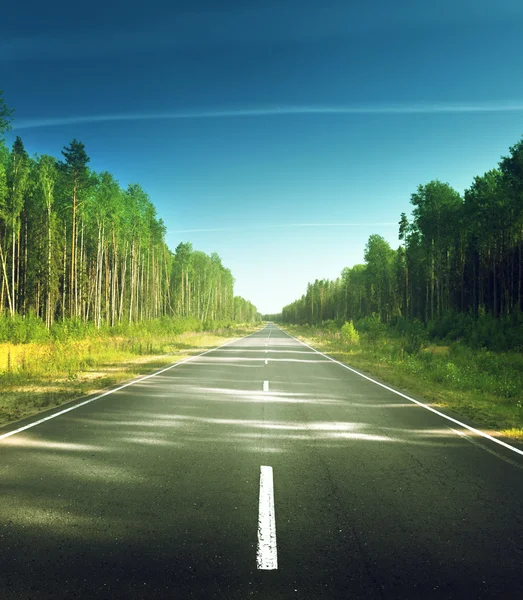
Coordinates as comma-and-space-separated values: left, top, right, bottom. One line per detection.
0, 314, 50, 343
50, 319, 98, 342
323, 319, 341, 334
340, 320, 360, 345
355, 314, 385, 346
396, 318, 425, 354
0, 314, 246, 346
425, 311, 523, 352
427, 312, 474, 341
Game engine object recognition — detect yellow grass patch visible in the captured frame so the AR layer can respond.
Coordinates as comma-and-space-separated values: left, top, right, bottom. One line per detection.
0, 327, 259, 428
423, 345, 450, 355
500, 428, 523, 441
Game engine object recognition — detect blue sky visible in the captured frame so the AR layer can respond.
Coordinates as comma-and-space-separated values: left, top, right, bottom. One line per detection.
2, 0, 523, 313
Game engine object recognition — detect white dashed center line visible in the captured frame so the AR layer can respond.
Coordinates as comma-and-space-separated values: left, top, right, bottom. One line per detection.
257, 466, 278, 570
263, 380, 269, 392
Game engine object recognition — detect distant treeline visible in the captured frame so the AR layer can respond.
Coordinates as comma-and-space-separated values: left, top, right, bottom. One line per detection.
0, 92, 259, 327
281, 135, 523, 331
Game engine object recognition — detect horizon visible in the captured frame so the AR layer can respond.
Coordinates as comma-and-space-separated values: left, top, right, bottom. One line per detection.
3, 0, 523, 313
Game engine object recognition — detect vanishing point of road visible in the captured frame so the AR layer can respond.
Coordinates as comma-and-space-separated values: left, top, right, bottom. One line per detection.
1, 324, 523, 599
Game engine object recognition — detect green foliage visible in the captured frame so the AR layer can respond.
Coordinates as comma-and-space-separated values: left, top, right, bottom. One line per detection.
0, 314, 50, 343
424, 311, 523, 351
0, 90, 14, 141
340, 320, 359, 345
0, 321, 260, 427
284, 322, 523, 437
364, 235, 398, 322
394, 317, 425, 354
427, 311, 473, 340
234, 296, 259, 322
282, 134, 523, 360
50, 319, 99, 342
0, 314, 258, 346
0, 162, 7, 212
0, 103, 259, 329
59, 138, 90, 184
355, 314, 386, 346
323, 319, 341, 333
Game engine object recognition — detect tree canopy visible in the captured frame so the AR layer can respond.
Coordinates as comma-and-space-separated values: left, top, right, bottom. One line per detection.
0, 95, 259, 326
282, 135, 523, 327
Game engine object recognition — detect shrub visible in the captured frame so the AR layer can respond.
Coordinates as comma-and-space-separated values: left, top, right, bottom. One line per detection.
397, 319, 425, 354
340, 320, 360, 345
0, 314, 50, 343
427, 311, 474, 342
355, 314, 385, 346
323, 320, 340, 334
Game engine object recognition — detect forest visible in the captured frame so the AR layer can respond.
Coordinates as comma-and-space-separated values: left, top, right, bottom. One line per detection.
272, 134, 523, 438
0, 92, 259, 335
278, 134, 523, 350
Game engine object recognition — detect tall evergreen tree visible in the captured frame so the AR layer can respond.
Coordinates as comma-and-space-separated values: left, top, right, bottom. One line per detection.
59, 139, 90, 318
6, 137, 29, 314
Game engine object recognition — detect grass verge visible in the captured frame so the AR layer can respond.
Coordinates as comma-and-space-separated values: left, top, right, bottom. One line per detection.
0, 322, 261, 428
280, 323, 523, 442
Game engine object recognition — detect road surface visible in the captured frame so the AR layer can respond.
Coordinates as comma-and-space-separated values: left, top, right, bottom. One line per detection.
1, 324, 523, 599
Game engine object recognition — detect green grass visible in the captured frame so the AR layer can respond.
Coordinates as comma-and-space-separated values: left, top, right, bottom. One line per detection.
281, 323, 523, 441
0, 319, 262, 428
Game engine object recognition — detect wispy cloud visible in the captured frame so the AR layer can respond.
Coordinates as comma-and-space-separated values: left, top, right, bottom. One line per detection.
3, 3, 521, 63
12, 102, 523, 130
169, 223, 397, 234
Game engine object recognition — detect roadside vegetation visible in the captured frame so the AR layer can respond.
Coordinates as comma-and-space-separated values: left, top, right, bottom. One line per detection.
0, 93, 262, 427
0, 317, 261, 427
280, 318, 523, 440
270, 134, 523, 441
0, 92, 260, 328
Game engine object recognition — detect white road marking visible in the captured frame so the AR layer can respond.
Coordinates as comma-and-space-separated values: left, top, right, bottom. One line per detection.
263, 380, 269, 392
0, 332, 263, 442
257, 465, 278, 570
280, 327, 523, 459
449, 427, 523, 470
265, 359, 268, 365
265, 350, 268, 353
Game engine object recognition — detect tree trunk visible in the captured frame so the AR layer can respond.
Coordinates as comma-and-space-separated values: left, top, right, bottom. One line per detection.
46, 203, 52, 328
11, 221, 16, 316
70, 179, 77, 319
0, 239, 13, 316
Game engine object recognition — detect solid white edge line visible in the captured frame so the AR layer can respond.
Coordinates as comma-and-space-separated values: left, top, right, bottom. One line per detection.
0, 327, 265, 442
449, 427, 523, 470
257, 465, 278, 570
277, 326, 523, 458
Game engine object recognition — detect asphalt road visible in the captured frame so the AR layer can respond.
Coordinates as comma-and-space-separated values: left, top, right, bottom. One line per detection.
1, 324, 523, 599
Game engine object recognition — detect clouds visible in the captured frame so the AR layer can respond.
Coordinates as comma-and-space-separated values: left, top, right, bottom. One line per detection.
11, 102, 523, 130
168, 223, 400, 234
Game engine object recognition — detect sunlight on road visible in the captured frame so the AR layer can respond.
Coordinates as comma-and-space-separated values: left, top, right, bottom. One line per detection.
2, 438, 107, 452
192, 356, 328, 363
